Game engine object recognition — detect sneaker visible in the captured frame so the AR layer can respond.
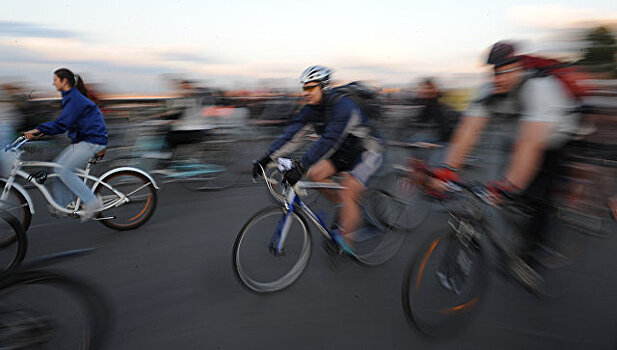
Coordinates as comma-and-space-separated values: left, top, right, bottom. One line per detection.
81, 198, 102, 223
331, 229, 354, 256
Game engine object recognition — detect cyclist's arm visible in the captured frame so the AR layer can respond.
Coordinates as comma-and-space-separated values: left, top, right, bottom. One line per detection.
441, 85, 491, 169
503, 120, 552, 189
266, 106, 312, 158
36, 97, 80, 136
504, 77, 574, 189
442, 115, 488, 169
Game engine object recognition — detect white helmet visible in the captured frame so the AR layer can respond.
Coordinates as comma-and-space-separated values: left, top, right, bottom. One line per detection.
299, 65, 332, 85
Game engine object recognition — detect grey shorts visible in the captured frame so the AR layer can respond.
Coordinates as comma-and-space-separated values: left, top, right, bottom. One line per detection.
349, 150, 383, 186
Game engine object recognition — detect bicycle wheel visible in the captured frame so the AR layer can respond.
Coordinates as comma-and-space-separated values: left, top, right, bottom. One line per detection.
232, 206, 311, 293
179, 136, 240, 191
94, 170, 157, 230
0, 270, 110, 349
351, 189, 406, 266
377, 170, 430, 230
0, 179, 32, 232
0, 210, 27, 271
402, 229, 488, 337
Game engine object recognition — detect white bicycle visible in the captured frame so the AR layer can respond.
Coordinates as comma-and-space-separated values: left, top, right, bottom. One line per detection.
0, 136, 159, 232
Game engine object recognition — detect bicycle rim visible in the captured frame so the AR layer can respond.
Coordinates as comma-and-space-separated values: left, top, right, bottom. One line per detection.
0, 270, 110, 350
377, 171, 430, 230
402, 230, 487, 337
0, 179, 32, 234
0, 210, 27, 272
94, 170, 157, 230
351, 190, 406, 266
232, 207, 311, 293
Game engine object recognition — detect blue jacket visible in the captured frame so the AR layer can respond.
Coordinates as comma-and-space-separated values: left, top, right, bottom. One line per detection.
266, 93, 382, 168
37, 88, 108, 145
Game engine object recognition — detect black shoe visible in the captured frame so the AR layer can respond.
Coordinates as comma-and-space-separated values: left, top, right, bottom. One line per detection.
507, 255, 544, 296
321, 237, 346, 270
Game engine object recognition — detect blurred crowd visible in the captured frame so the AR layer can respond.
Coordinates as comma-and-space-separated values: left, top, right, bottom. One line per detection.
0, 26, 615, 224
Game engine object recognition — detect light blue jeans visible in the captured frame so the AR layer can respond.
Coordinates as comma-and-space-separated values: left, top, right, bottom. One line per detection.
53, 142, 106, 209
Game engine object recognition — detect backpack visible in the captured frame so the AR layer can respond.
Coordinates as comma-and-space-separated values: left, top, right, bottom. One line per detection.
326, 82, 383, 121
518, 55, 592, 100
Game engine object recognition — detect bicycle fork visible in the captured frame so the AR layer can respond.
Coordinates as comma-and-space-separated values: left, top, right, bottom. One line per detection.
269, 194, 299, 256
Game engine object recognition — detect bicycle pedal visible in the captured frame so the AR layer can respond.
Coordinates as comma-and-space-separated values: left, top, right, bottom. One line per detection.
92, 216, 116, 221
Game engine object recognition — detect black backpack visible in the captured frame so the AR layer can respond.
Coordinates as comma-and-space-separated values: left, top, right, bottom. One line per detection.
326, 82, 383, 121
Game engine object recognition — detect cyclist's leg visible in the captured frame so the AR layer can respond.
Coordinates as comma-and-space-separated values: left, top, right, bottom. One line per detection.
339, 173, 365, 238
343, 150, 384, 238
54, 142, 106, 210
306, 160, 339, 204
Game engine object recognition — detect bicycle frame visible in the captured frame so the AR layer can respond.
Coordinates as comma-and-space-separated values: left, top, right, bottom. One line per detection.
265, 174, 345, 255
1, 137, 159, 216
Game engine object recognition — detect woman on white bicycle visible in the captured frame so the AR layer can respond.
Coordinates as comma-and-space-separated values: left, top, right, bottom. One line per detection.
24, 68, 108, 219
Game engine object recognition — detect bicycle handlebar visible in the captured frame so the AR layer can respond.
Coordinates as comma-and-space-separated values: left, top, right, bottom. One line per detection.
420, 165, 494, 205
5, 136, 29, 151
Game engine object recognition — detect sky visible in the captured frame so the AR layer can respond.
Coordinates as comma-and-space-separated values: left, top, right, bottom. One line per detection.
1, 0, 616, 94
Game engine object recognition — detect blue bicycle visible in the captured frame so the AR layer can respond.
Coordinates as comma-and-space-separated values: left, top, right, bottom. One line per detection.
232, 160, 407, 293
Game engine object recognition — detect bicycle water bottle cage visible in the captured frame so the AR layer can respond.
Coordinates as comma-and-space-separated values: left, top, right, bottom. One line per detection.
28, 170, 48, 184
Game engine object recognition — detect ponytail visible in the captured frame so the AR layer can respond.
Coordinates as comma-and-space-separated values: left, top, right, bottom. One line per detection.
54, 68, 88, 96
74, 75, 88, 96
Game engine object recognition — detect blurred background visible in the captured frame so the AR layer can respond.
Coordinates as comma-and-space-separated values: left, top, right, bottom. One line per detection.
0, 1, 616, 349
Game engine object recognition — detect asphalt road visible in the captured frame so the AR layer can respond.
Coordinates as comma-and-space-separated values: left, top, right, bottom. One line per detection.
20, 171, 617, 350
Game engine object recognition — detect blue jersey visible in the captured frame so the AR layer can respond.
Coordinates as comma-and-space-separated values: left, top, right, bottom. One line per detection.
266, 93, 383, 168
37, 88, 108, 145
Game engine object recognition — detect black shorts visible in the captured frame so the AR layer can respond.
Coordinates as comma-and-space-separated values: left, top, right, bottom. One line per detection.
329, 135, 365, 172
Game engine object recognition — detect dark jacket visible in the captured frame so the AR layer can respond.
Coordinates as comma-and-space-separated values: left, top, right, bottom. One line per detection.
266, 92, 382, 168
37, 88, 108, 145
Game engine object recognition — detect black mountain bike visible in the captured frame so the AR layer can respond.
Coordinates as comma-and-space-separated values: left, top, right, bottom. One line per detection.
401, 179, 550, 337
0, 212, 110, 349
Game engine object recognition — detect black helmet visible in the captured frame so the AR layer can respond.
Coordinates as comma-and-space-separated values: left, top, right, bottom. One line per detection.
487, 41, 519, 68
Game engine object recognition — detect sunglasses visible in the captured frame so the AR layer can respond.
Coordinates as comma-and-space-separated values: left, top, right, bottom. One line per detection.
302, 84, 320, 92
494, 67, 521, 76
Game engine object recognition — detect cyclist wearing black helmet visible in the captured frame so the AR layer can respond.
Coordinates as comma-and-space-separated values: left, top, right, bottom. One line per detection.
429, 41, 581, 289
253, 66, 384, 254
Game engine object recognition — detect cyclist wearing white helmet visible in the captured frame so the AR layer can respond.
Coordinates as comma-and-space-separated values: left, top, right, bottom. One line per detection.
253, 65, 384, 254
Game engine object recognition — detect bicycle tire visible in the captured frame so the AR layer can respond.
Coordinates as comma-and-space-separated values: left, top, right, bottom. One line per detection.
0, 179, 32, 233
402, 229, 488, 337
93, 170, 157, 231
232, 206, 311, 293
376, 170, 430, 231
351, 189, 406, 266
0, 269, 110, 349
0, 210, 28, 271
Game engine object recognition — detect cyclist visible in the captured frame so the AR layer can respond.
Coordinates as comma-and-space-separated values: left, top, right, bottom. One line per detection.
253, 66, 384, 254
24, 68, 108, 220
429, 41, 581, 289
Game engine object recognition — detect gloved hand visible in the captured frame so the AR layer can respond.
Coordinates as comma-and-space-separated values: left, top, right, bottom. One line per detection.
283, 163, 306, 187
485, 178, 520, 204
252, 155, 272, 178
425, 165, 459, 199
